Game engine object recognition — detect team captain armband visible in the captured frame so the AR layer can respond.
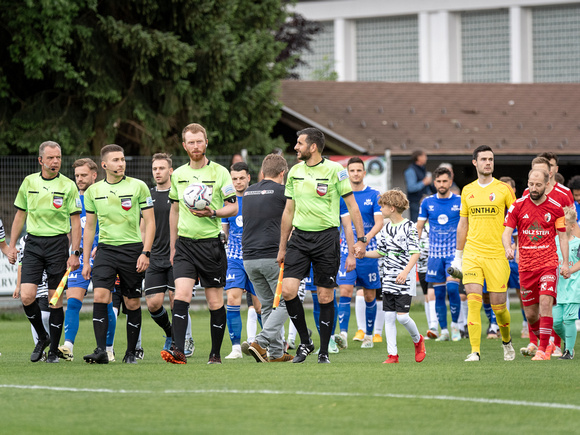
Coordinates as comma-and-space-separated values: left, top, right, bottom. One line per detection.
225, 196, 237, 204
222, 184, 235, 197
556, 216, 566, 232
338, 169, 348, 181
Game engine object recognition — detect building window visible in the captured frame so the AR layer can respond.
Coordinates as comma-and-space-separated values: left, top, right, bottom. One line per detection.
461, 9, 510, 83
356, 15, 419, 82
294, 21, 335, 80
533, 4, 580, 83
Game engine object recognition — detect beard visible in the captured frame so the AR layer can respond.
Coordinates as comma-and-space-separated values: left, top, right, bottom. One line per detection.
530, 190, 544, 200
298, 149, 311, 161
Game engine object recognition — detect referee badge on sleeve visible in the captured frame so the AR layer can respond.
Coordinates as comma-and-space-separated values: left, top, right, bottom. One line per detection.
53, 195, 63, 209
316, 183, 328, 196
121, 198, 132, 211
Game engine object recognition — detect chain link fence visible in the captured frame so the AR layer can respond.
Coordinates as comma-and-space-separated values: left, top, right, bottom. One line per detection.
0, 153, 299, 236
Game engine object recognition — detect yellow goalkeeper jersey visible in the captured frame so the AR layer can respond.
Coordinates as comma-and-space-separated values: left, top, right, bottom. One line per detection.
460, 178, 515, 259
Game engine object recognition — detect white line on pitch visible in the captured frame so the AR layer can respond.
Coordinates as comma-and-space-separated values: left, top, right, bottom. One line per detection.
1, 384, 579, 411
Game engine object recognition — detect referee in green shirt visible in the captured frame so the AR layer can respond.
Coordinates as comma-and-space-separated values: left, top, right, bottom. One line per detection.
161, 123, 237, 365
278, 128, 367, 364
8, 141, 82, 363
82, 144, 155, 364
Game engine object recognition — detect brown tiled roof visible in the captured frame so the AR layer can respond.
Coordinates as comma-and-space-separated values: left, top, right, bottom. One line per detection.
279, 81, 580, 156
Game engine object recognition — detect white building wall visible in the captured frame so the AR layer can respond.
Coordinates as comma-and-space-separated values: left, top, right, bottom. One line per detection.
292, 0, 580, 83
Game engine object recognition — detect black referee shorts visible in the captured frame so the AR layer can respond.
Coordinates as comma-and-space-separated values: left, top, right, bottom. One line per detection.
21, 234, 69, 289
284, 228, 340, 289
92, 242, 144, 299
144, 261, 175, 296
173, 236, 227, 288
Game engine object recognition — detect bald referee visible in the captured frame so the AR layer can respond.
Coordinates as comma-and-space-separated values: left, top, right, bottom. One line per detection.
8, 141, 82, 363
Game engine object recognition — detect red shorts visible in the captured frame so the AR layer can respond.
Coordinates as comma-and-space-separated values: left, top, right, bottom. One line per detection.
519, 267, 558, 307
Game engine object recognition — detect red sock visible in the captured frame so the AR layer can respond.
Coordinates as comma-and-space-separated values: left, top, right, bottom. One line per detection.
552, 330, 561, 347
529, 320, 540, 345
538, 317, 553, 352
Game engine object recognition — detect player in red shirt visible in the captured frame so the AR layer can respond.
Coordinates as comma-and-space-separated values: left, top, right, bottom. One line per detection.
503, 168, 569, 360
523, 157, 573, 207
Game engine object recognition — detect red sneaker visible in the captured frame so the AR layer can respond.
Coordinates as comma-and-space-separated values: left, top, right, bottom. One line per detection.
414, 335, 426, 362
383, 354, 399, 364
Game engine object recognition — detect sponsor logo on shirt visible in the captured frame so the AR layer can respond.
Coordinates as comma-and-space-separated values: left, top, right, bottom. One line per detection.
523, 213, 529, 219
437, 214, 448, 225
364, 198, 373, 206
469, 205, 499, 216
451, 204, 460, 211
428, 205, 434, 211
316, 183, 328, 196
523, 221, 549, 242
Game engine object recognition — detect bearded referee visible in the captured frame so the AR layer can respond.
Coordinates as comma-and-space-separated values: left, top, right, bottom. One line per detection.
8, 141, 82, 363
162, 123, 237, 365
278, 128, 366, 364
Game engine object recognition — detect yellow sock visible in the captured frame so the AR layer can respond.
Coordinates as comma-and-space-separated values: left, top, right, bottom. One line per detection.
467, 294, 483, 354
492, 303, 511, 343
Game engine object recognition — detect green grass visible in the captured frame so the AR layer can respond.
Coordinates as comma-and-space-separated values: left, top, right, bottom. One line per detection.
1, 304, 580, 434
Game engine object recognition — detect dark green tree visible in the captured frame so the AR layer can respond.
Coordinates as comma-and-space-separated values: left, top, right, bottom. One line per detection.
0, 0, 296, 156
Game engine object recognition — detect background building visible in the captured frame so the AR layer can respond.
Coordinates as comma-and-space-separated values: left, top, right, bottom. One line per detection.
292, 0, 580, 84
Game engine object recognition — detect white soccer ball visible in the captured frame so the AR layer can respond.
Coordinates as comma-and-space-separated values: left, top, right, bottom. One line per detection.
183, 183, 213, 210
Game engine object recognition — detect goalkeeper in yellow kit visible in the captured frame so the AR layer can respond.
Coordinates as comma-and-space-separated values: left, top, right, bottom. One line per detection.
450, 145, 516, 361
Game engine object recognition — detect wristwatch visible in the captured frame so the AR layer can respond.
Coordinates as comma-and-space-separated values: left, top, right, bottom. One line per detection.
357, 236, 368, 243
142, 251, 151, 257
73, 248, 83, 257
210, 210, 217, 219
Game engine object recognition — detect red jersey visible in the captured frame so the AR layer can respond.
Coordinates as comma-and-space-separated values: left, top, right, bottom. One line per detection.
523, 184, 573, 207
504, 195, 566, 272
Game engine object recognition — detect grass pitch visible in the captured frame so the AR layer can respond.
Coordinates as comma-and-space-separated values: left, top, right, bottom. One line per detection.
1, 303, 580, 434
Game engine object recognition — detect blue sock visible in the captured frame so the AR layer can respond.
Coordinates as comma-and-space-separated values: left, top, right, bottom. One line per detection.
434, 284, 447, 329
257, 313, 262, 328
483, 302, 497, 325
312, 293, 320, 334
447, 281, 461, 323
64, 297, 82, 343
521, 305, 527, 322
338, 296, 351, 332
333, 291, 338, 334
365, 299, 377, 335
106, 302, 117, 347
226, 304, 242, 346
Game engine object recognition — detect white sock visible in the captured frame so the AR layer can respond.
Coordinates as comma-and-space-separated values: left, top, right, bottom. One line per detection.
31, 324, 39, 345
288, 321, 297, 341
424, 301, 430, 326
186, 312, 192, 340
385, 311, 398, 355
113, 306, 119, 317
64, 340, 73, 352
355, 295, 365, 332
374, 299, 384, 335
428, 300, 438, 330
247, 306, 257, 342
459, 300, 468, 329
397, 313, 420, 343
106, 346, 114, 352
451, 322, 458, 330
136, 329, 142, 349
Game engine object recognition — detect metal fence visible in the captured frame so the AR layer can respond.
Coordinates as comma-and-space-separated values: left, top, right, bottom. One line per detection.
0, 153, 298, 235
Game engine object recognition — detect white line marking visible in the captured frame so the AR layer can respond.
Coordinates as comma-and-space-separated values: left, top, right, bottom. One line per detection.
1, 384, 579, 411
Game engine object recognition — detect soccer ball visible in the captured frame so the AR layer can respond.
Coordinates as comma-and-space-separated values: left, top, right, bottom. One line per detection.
183, 183, 213, 210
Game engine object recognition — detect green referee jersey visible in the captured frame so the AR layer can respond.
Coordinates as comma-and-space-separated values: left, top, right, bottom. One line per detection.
169, 161, 235, 239
285, 158, 352, 232
84, 176, 153, 246
14, 172, 82, 236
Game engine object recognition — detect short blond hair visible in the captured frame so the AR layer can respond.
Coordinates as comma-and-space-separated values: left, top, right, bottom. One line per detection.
564, 205, 578, 224
378, 188, 409, 213
182, 123, 207, 142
